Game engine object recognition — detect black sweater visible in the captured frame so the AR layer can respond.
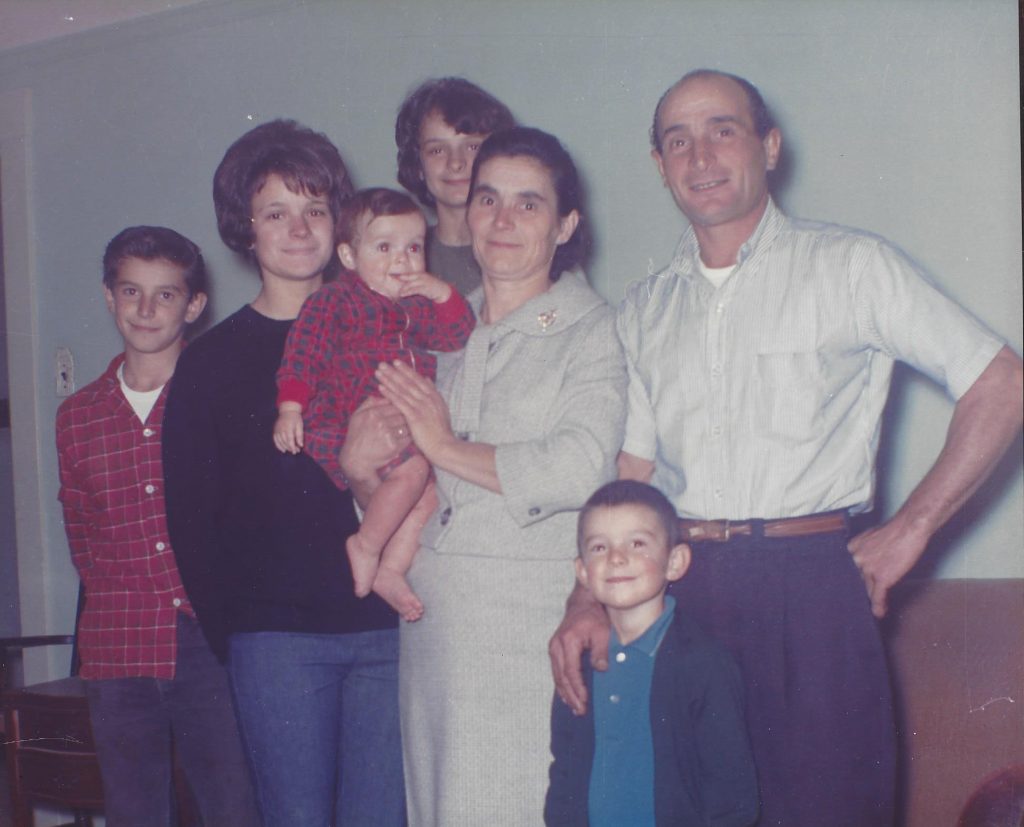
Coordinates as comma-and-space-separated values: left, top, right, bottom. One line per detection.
163, 306, 395, 659
545, 609, 758, 827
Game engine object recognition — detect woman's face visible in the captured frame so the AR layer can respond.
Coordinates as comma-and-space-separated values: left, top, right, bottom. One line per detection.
418, 110, 489, 210
250, 173, 335, 285
467, 155, 578, 285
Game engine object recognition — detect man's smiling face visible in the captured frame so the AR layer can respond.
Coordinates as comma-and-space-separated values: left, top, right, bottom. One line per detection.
652, 73, 780, 236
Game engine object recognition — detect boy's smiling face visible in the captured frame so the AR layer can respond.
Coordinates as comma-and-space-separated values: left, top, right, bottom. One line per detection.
338, 211, 427, 301
104, 256, 206, 358
576, 503, 690, 635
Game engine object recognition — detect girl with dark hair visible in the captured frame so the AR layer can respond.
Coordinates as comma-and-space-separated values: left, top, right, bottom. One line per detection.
395, 77, 514, 295
163, 120, 407, 827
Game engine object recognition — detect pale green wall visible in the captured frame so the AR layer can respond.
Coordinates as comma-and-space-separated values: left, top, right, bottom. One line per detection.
1, 0, 1020, 669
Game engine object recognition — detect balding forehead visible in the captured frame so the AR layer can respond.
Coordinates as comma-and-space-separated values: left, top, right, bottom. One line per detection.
654, 73, 760, 148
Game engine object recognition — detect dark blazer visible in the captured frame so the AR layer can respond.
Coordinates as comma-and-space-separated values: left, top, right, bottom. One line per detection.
545, 608, 758, 826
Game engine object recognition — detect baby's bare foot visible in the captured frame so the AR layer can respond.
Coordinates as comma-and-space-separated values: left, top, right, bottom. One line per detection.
373, 568, 424, 622
346, 533, 381, 598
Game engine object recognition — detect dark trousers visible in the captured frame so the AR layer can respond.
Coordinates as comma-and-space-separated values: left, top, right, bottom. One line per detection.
669, 525, 896, 827
85, 614, 261, 827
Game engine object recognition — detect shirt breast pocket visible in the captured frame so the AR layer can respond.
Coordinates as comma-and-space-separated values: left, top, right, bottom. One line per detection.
753, 350, 826, 445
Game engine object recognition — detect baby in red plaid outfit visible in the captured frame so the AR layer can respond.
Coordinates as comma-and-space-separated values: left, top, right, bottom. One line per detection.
275, 188, 475, 620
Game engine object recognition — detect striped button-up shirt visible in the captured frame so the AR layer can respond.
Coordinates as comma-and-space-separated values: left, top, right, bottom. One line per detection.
56, 354, 192, 679
618, 199, 1003, 520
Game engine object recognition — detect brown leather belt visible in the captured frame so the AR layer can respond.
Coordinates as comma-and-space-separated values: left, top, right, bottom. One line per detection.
678, 512, 847, 543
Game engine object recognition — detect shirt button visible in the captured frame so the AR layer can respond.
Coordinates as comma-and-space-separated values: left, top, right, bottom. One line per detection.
155, 541, 166, 551
716, 303, 725, 314
710, 364, 722, 378
439, 507, 452, 526
528, 507, 541, 516
615, 652, 626, 663
172, 598, 182, 607
711, 425, 722, 437
143, 427, 155, 437
609, 694, 620, 704
714, 488, 724, 499
144, 484, 156, 494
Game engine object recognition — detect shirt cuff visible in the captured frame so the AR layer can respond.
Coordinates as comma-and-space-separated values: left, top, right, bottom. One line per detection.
434, 289, 470, 324
277, 378, 313, 408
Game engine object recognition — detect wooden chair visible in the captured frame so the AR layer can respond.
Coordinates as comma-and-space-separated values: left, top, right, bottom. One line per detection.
0, 635, 100, 827
1, 635, 198, 827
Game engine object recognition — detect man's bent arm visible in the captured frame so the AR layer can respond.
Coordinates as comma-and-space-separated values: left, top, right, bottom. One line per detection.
548, 450, 654, 715
548, 582, 609, 716
617, 450, 655, 482
849, 345, 1024, 617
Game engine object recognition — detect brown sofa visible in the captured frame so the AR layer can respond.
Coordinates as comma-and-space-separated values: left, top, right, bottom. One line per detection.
882, 578, 1024, 826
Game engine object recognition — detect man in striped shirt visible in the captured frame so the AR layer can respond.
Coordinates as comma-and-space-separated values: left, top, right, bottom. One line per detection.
57, 226, 259, 826
551, 70, 1023, 827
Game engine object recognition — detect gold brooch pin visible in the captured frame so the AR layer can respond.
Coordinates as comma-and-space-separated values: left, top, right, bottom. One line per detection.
537, 309, 558, 330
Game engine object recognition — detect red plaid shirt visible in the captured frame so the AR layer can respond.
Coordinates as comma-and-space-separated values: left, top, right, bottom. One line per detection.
56, 354, 192, 680
277, 273, 475, 488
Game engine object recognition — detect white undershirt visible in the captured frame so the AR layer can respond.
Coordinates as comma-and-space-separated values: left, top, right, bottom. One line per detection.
118, 363, 163, 423
698, 259, 736, 289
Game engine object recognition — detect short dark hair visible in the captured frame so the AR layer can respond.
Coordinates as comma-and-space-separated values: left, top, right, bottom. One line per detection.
102, 225, 207, 297
213, 119, 354, 269
650, 69, 776, 150
469, 126, 587, 280
395, 77, 514, 207
336, 187, 424, 247
577, 480, 681, 554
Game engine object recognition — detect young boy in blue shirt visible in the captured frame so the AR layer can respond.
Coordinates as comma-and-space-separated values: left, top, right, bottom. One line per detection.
545, 480, 758, 827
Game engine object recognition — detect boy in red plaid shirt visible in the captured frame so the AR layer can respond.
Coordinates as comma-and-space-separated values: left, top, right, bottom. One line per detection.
274, 188, 474, 621
56, 226, 259, 827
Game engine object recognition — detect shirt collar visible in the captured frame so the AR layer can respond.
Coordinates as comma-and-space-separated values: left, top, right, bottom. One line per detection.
672, 197, 787, 275
611, 595, 676, 658
101, 352, 127, 384
474, 268, 602, 338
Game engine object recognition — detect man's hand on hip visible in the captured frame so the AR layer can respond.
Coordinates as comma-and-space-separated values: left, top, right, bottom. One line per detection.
848, 515, 929, 618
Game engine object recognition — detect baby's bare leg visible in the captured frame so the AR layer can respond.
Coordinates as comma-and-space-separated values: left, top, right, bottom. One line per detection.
346, 454, 429, 598
373, 479, 436, 622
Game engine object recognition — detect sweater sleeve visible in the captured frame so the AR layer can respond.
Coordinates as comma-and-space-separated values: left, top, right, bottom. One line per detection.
544, 689, 592, 827
495, 308, 627, 527
276, 285, 340, 402
689, 648, 760, 827
405, 290, 476, 353
162, 345, 230, 659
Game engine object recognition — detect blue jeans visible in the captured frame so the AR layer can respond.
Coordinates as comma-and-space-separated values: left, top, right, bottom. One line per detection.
85, 614, 261, 827
229, 628, 405, 827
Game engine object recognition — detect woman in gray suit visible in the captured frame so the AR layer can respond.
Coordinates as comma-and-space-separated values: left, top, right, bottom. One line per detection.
366, 127, 626, 825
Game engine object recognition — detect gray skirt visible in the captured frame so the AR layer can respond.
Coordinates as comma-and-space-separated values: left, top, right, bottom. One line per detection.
400, 544, 577, 827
